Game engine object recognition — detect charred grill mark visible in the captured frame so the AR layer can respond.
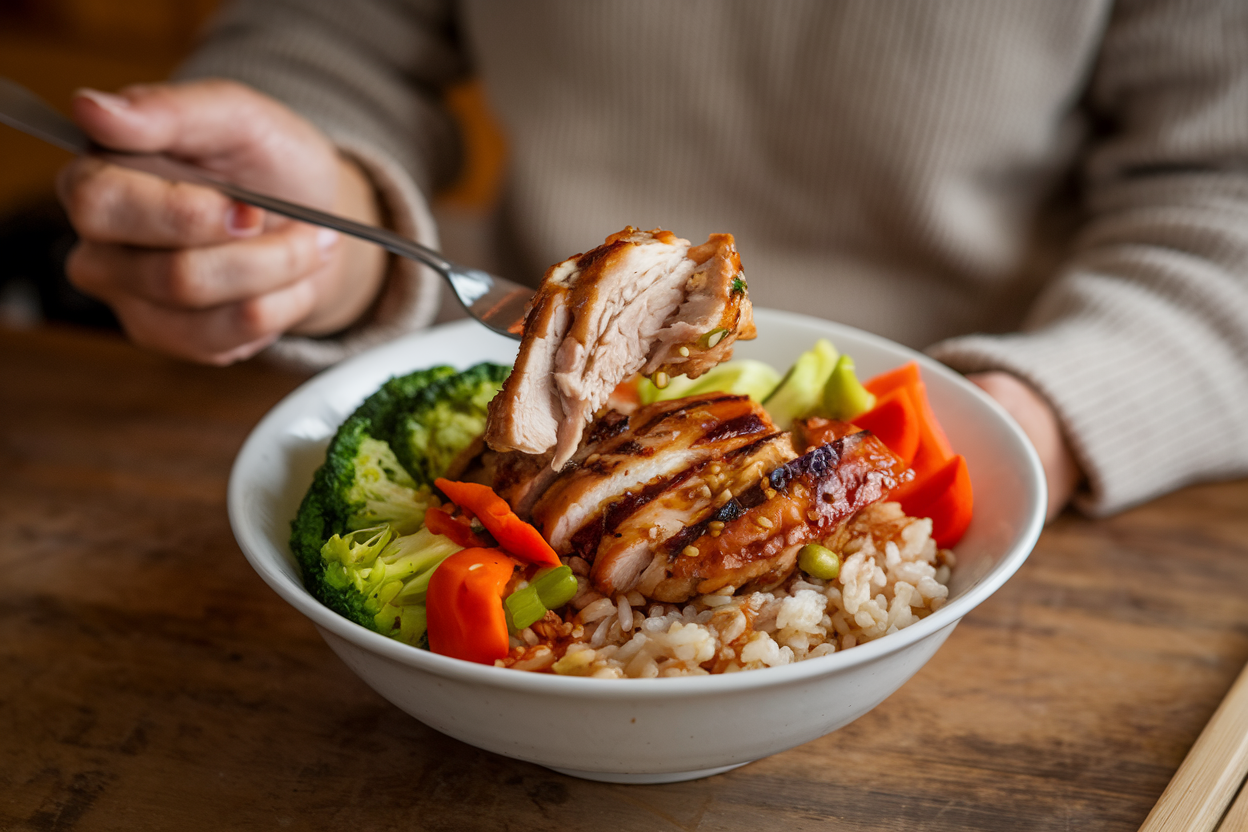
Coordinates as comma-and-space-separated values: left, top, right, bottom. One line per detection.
586, 410, 630, 445
668, 433, 904, 581
696, 413, 765, 445
611, 440, 646, 457
575, 239, 626, 271
568, 465, 702, 560
604, 469, 695, 531
768, 436, 856, 492
661, 494, 750, 560
575, 431, 787, 562
657, 433, 788, 559
568, 515, 605, 559
632, 394, 749, 435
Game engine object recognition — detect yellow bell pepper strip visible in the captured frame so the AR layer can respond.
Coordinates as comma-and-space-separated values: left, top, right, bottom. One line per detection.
425, 547, 517, 664
434, 478, 560, 567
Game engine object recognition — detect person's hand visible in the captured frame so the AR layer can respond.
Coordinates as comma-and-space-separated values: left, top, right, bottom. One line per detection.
967, 371, 1081, 520
57, 80, 387, 365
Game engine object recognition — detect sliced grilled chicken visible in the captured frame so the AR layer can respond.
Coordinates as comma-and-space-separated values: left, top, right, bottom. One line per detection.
588, 431, 796, 596
531, 393, 774, 552
642, 427, 912, 601
484, 227, 754, 468
485, 410, 631, 519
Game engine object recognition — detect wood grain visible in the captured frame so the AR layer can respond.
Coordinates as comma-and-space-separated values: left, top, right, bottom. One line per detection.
1138, 658, 1248, 832
2, 325, 1248, 832
1218, 778, 1248, 831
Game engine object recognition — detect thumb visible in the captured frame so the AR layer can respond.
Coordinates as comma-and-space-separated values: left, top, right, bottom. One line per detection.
71, 81, 336, 204
74, 82, 276, 160
72, 87, 164, 153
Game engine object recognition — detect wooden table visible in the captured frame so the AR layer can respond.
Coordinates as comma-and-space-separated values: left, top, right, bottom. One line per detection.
3, 324, 1247, 832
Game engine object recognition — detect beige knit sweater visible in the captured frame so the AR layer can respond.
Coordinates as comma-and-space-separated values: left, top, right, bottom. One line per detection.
179, 0, 1248, 516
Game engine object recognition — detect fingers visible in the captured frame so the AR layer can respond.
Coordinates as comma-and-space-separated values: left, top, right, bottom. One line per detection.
58, 156, 264, 248
66, 222, 340, 365
104, 276, 320, 366
70, 81, 335, 202
72, 80, 283, 161
67, 222, 337, 308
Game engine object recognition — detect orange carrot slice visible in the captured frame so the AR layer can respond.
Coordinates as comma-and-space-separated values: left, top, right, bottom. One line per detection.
434, 479, 560, 566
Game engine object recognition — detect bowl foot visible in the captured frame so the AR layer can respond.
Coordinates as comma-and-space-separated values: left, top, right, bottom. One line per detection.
545, 761, 752, 784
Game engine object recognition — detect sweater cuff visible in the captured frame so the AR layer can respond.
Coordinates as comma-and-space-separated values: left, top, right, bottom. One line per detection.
261, 139, 442, 371
928, 319, 1216, 517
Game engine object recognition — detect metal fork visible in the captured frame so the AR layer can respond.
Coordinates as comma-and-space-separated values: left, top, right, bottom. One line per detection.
0, 77, 532, 340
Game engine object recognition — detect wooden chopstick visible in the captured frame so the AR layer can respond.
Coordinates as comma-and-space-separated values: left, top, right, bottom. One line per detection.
1217, 779, 1248, 831
1138, 659, 1248, 832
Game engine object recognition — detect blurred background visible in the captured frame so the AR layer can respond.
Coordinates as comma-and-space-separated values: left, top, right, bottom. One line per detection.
0, 0, 505, 331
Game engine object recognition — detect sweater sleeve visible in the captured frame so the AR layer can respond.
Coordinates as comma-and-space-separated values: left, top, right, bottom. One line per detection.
173, 0, 470, 368
928, 0, 1248, 516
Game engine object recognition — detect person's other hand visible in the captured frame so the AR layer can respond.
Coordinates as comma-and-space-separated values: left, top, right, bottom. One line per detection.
967, 371, 1081, 520
58, 80, 387, 364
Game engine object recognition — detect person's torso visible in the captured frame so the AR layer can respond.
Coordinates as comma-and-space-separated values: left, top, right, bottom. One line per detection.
460, 0, 1111, 347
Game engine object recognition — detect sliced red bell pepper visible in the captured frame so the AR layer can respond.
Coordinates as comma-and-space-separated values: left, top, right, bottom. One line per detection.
423, 505, 489, 549
850, 389, 920, 466
864, 361, 955, 493
434, 478, 560, 567
896, 454, 973, 548
425, 547, 517, 664
861, 362, 972, 545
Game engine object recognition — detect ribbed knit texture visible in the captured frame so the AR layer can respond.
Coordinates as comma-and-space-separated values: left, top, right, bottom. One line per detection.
180, 0, 1248, 515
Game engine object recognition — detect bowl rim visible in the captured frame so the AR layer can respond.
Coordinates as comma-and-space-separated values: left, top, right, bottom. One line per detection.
228, 309, 1046, 699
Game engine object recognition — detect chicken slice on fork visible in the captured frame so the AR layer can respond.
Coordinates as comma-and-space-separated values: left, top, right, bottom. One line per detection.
484, 227, 755, 468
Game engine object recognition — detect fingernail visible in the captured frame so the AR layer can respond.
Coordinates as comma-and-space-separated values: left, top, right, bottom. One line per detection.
316, 228, 339, 262
225, 203, 263, 237
75, 88, 131, 117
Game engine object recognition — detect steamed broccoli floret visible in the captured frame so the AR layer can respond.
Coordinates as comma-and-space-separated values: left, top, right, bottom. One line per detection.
289, 362, 509, 644
320, 526, 461, 640
395, 362, 511, 484
288, 415, 436, 618
345, 436, 432, 534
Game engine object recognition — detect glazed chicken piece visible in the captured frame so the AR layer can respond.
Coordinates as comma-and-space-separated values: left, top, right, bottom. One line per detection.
484, 227, 755, 469
488, 393, 911, 604
587, 431, 796, 596
530, 393, 774, 552
638, 426, 912, 601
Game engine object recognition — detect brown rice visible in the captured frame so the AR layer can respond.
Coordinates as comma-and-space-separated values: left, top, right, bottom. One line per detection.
498, 501, 955, 677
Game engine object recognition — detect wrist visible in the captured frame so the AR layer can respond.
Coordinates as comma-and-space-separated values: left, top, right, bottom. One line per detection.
966, 371, 1082, 520
288, 154, 388, 336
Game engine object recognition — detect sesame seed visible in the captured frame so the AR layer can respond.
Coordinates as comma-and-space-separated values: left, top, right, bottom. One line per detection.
653, 371, 669, 389
807, 509, 819, 522
710, 530, 721, 538
764, 488, 777, 500
706, 330, 725, 348
708, 521, 725, 531
716, 489, 733, 505
755, 516, 775, 529
698, 485, 713, 499
682, 546, 700, 558
678, 346, 690, 357
710, 463, 722, 474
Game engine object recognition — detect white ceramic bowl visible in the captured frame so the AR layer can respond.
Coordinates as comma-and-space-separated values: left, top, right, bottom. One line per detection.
228, 308, 1046, 783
